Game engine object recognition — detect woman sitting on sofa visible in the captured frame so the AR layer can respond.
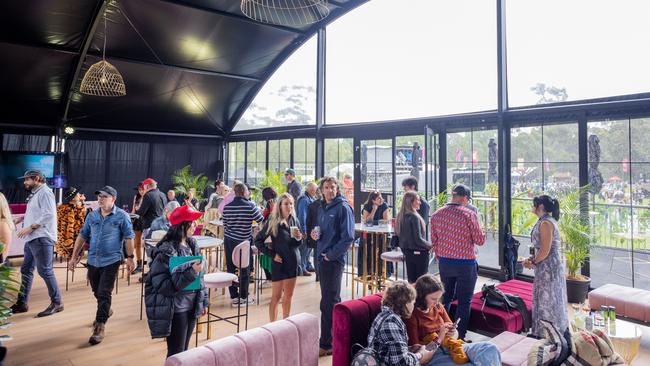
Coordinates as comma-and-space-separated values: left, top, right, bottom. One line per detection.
367, 281, 435, 365
405, 274, 501, 365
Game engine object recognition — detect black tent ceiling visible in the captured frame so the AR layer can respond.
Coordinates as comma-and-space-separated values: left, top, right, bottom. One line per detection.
0, 0, 366, 136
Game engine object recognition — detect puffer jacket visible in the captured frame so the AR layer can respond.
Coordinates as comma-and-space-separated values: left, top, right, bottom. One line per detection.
144, 237, 209, 338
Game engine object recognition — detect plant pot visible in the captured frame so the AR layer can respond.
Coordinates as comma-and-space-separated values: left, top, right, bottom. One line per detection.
566, 276, 591, 304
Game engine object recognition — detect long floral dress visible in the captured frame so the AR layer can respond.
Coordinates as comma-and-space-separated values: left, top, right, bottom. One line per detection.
56, 203, 86, 258
531, 215, 569, 337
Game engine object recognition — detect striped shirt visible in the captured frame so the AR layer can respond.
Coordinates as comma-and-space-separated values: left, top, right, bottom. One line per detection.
223, 196, 264, 242
430, 203, 484, 260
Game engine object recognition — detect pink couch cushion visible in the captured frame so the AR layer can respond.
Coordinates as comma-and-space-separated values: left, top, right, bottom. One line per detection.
164, 344, 216, 366
9, 204, 27, 215
204, 336, 247, 366
286, 312, 320, 366
235, 327, 275, 365
332, 293, 383, 366
262, 319, 301, 366
589, 284, 650, 323
491, 331, 538, 366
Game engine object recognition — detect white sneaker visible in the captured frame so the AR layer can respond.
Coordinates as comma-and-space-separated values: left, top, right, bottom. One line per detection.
231, 297, 255, 307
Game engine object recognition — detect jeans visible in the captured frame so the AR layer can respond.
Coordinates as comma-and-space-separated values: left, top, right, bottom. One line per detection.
224, 237, 251, 299
87, 261, 120, 323
298, 242, 313, 272
403, 249, 430, 283
18, 237, 61, 305
439, 260, 478, 339
319, 260, 343, 349
166, 311, 196, 358
423, 341, 501, 366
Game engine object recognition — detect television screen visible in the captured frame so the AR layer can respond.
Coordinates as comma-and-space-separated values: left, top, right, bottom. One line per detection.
0, 152, 61, 189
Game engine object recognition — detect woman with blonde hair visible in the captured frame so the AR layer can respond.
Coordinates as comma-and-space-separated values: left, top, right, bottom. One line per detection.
254, 193, 303, 321
395, 191, 431, 283
0, 193, 15, 262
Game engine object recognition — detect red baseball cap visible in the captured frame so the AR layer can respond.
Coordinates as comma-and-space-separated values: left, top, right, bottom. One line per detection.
142, 178, 156, 185
169, 205, 203, 226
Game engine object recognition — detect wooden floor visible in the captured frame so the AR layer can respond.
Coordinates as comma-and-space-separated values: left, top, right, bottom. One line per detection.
5, 266, 650, 366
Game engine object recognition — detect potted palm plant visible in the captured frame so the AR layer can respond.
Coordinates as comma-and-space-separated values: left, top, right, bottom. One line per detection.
0, 242, 19, 341
557, 187, 593, 304
171, 165, 212, 207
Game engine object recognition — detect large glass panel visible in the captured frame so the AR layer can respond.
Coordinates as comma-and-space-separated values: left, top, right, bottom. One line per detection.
360, 139, 393, 193
246, 141, 266, 186
268, 139, 291, 173
235, 36, 317, 131
326, 0, 496, 124
588, 120, 636, 288
446, 129, 499, 269
394, 135, 425, 215
324, 138, 354, 208
293, 138, 316, 184
507, 1, 650, 107
228, 142, 245, 184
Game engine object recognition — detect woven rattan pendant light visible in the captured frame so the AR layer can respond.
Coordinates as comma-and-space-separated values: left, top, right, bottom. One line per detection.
241, 0, 329, 27
80, 8, 126, 97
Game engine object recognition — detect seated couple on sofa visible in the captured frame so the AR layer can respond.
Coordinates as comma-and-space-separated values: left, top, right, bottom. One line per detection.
367, 275, 500, 365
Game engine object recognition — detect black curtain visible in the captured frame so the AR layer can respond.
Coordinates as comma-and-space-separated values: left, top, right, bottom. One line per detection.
1, 133, 52, 203
65, 139, 107, 198
2, 133, 50, 152
108, 141, 149, 208
63, 134, 222, 209
150, 143, 191, 194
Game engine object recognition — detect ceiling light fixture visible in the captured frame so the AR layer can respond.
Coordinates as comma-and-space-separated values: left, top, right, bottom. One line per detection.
241, 0, 329, 27
80, 4, 126, 97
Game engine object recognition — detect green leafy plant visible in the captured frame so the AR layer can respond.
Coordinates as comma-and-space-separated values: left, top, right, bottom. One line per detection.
511, 193, 538, 236
558, 186, 592, 280
251, 171, 288, 205
0, 243, 19, 340
171, 165, 212, 204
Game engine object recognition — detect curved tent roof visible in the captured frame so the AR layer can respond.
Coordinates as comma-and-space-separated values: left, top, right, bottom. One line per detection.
0, 0, 366, 136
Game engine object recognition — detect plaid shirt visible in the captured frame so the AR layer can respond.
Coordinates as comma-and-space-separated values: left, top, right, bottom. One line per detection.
430, 203, 485, 260
368, 307, 419, 366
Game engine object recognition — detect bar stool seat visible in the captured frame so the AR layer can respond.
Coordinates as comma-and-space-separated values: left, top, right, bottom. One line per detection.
204, 272, 237, 288
380, 249, 405, 282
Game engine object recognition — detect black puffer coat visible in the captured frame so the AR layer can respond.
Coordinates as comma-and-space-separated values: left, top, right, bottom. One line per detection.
144, 237, 209, 338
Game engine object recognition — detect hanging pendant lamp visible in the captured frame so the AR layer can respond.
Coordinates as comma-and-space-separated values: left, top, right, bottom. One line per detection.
241, 0, 329, 27
80, 7, 126, 97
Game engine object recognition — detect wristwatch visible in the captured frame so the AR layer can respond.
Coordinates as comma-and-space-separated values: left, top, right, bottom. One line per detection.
126, 254, 135, 259
30, 224, 38, 230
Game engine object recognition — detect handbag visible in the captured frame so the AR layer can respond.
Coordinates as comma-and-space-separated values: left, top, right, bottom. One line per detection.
480, 284, 531, 333
503, 225, 521, 280
350, 314, 390, 366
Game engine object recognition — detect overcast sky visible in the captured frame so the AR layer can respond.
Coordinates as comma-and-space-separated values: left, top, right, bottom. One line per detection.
237, 0, 650, 130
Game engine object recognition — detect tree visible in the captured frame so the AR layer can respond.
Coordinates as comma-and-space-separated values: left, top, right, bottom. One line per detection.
530, 82, 568, 104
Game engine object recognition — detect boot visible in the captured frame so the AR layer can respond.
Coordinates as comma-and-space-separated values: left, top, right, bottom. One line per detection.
36, 302, 64, 317
10, 302, 28, 314
442, 337, 469, 364
89, 322, 105, 345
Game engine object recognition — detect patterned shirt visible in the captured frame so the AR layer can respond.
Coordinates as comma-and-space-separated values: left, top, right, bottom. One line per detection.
368, 307, 419, 366
430, 203, 484, 260
223, 196, 264, 242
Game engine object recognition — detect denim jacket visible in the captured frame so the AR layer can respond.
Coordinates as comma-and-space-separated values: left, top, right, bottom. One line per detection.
79, 205, 135, 268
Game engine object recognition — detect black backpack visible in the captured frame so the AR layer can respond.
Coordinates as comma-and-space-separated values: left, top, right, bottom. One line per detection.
480, 284, 531, 333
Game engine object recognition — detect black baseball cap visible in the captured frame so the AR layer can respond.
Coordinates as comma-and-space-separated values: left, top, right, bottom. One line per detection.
451, 184, 471, 198
95, 185, 117, 197
18, 170, 44, 179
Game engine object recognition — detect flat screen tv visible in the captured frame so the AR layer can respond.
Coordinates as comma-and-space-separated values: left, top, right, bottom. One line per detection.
0, 152, 64, 189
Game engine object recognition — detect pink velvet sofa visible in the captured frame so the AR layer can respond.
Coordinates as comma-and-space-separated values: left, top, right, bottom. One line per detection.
164, 312, 319, 366
589, 283, 650, 323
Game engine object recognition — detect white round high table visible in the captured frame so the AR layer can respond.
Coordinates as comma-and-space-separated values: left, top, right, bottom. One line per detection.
353, 223, 394, 298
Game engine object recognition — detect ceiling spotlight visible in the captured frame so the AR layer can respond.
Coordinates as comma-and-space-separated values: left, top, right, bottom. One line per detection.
64, 126, 75, 136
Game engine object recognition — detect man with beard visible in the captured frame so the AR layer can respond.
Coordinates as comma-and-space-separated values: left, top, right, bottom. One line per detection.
11, 170, 63, 317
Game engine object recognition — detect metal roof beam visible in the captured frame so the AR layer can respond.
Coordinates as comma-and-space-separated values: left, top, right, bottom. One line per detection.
61, 0, 108, 123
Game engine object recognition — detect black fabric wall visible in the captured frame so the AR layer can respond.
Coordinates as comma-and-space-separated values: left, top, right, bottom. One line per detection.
65, 135, 222, 208
1, 133, 53, 203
